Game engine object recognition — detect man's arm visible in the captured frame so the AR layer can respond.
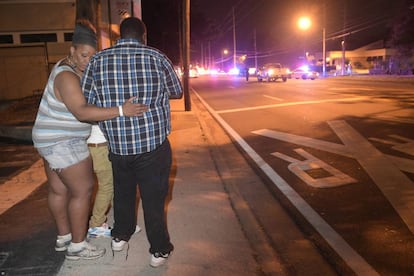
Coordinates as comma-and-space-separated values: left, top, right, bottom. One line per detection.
163, 59, 183, 99
56, 71, 148, 121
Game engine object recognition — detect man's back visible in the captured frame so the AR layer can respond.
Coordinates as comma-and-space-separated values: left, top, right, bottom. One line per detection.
82, 38, 182, 155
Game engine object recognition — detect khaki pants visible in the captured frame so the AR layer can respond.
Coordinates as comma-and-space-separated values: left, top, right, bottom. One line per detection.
88, 145, 113, 228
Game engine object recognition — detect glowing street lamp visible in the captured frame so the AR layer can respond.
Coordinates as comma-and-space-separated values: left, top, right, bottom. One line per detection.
297, 16, 311, 31
297, 16, 326, 77
297, 17, 311, 61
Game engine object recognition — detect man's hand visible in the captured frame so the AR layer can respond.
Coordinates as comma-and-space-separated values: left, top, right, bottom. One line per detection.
122, 97, 148, 117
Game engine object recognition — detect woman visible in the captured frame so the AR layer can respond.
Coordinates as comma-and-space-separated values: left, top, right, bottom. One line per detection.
32, 21, 147, 260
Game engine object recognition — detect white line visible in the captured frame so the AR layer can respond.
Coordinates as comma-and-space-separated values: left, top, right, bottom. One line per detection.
373, 115, 414, 124
193, 89, 378, 275
217, 97, 367, 114
263, 95, 283, 101
328, 120, 414, 234
329, 87, 374, 91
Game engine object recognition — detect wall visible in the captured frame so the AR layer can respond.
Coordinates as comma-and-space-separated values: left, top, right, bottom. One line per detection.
0, 1, 75, 100
0, 42, 70, 100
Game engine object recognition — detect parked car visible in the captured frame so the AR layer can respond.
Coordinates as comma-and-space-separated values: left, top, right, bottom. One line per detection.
291, 67, 319, 80
257, 63, 289, 82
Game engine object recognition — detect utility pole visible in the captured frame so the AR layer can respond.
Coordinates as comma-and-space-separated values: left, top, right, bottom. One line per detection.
75, 0, 96, 24
232, 7, 236, 69
322, 27, 326, 77
75, 0, 100, 46
253, 28, 257, 70
341, 0, 346, 76
200, 42, 204, 68
322, 0, 326, 77
182, 0, 191, 111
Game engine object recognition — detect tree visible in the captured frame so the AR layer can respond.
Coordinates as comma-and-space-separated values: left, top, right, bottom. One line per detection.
388, 1, 414, 73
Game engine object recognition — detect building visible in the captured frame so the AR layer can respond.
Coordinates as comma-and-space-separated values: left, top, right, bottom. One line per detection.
0, 0, 141, 100
324, 40, 398, 75
0, 0, 76, 100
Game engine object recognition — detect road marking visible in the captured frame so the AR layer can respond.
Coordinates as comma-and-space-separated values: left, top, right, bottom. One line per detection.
253, 121, 414, 234
272, 148, 357, 188
329, 87, 374, 91
263, 95, 283, 101
193, 90, 378, 275
217, 97, 367, 114
372, 115, 414, 124
369, 135, 414, 156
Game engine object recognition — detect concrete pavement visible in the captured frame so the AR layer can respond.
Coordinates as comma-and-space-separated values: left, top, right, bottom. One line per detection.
0, 95, 288, 275
56, 96, 281, 275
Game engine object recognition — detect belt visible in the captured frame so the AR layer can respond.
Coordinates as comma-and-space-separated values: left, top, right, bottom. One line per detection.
88, 142, 108, 148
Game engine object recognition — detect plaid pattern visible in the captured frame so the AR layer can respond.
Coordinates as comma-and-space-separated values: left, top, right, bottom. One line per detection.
82, 39, 182, 155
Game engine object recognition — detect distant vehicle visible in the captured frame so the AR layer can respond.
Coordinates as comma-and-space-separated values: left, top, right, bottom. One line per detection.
291, 67, 319, 80
257, 63, 289, 82
189, 68, 199, 78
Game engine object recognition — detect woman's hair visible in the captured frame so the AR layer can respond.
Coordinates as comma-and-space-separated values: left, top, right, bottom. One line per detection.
72, 19, 97, 49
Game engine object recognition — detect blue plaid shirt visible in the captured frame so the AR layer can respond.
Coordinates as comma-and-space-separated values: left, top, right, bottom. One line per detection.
81, 39, 183, 155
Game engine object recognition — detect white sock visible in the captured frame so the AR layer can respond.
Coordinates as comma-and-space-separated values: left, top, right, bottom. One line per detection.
68, 240, 87, 252
57, 233, 72, 242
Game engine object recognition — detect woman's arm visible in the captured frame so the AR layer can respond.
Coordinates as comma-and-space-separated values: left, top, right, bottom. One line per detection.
55, 71, 147, 121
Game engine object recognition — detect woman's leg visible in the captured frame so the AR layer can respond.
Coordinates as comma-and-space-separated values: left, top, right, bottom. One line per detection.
44, 160, 71, 236
57, 156, 95, 243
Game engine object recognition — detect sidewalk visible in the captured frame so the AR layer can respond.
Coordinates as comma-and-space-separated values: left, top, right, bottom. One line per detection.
55, 97, 278, 275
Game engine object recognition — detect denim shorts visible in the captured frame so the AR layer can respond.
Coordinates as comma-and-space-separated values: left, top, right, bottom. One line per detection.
37, 138, 90, 170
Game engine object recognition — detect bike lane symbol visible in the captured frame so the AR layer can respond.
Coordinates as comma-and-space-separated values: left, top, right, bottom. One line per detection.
272, 148, 357, 188
252, 120, 414, 234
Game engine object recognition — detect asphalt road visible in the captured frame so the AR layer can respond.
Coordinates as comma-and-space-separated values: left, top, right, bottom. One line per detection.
0, 75, 413, 275
191, 74, 414, 275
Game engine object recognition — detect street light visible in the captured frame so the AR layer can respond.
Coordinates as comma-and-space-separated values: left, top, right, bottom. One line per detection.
221, 49, 228, 72
297, 16, 326, 77
297, 16, 311, 63
297, 16, 311, 30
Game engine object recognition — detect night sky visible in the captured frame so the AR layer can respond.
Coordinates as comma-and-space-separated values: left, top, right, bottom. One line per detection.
143, 0, 410, 67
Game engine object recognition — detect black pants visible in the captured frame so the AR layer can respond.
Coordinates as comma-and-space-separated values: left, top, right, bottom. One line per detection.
109, 139, 174, 254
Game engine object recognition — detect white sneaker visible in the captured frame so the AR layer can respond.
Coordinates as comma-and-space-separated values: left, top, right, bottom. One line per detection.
65, 242, 106, 260
135, 225, 142, 234
150, 252, 170, 267
55, 238, 71, 252
111, 238, 127, 252
88, 223, 111, 238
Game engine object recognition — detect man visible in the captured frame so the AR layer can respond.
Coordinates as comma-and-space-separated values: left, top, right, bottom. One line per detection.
81, 17, 182, 267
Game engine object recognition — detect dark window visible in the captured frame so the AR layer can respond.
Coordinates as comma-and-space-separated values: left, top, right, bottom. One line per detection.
64, 32, 74, 42
20, 33, 57, 43
0, 35, 13, 44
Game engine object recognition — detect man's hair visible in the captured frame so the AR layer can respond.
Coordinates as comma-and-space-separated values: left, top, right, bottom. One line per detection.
120, 17, 146, 43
